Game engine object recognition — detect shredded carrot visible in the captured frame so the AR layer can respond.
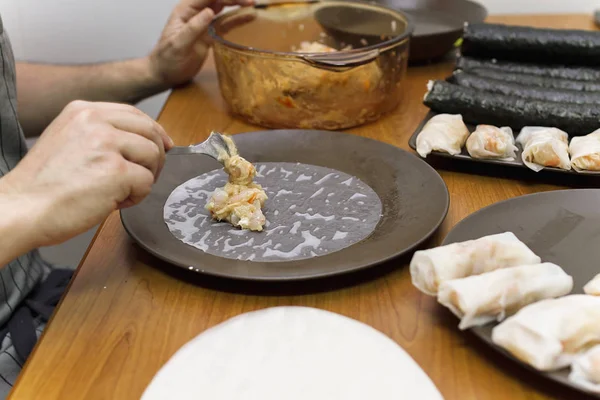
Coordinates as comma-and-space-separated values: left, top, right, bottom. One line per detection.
277, 96, 295, 108
485, 138, 500, 152
363, 80, 371, 91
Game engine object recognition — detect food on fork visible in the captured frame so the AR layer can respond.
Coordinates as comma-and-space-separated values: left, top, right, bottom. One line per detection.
437, 262, 572, 330
410, 232, 541, 296
205, 135, 268, 231
415, 113, 470, 158
516, 127, 571, 172
466, 124, 517, 161
492, 295, 600, 371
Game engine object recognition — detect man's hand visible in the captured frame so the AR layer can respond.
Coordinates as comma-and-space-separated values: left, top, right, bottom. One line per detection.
0, 101, 173, 249
17, 0, 254, 138
148, 0, 253, 87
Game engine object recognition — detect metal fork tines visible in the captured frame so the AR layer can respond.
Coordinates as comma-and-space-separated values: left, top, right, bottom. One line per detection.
168, 131, 234, 162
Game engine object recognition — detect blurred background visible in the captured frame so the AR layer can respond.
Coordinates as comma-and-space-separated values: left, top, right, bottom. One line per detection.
0, 0, 598, 268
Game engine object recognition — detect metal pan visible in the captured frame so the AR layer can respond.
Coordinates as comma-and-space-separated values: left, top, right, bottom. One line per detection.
376, 0, 487, 62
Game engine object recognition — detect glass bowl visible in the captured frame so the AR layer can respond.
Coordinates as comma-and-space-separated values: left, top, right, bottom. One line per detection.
209, 0, 414, 130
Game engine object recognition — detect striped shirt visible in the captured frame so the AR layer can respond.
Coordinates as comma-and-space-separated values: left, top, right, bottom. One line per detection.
0, 17, 48, 327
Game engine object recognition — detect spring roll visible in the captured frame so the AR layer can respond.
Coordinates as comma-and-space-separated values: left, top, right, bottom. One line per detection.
438, 263, 572, 330
410, 232, 541, 296
570, 345, 600, 393
516, 127, 571, 172
492, 295, 600, 371
584, 273, 600, 296
415, 113, 470, 158
569, 129, 600, 172
466, 125, 518, 161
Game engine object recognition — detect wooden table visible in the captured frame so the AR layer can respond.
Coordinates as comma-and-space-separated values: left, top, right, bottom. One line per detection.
9, 14, 599, 400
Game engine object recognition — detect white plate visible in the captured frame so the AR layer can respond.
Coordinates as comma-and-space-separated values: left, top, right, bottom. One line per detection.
142, 307, 444, 400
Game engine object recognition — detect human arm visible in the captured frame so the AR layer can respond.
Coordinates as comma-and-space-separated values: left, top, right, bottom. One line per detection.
0, 188, 45, 267
0, 100, 172, 265
16, 0, 252, 137
16, 59, 165, 138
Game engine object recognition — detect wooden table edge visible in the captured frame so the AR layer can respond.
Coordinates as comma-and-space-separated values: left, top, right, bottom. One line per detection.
7, 218, 110, 399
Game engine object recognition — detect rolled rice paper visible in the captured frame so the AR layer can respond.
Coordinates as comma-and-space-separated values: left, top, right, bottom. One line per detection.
438, 262, 572, 330
410, 232, 541, 296
569, 129, 600, 172
516, 127, 571, 172
492, 295, 600, 371
466, 125, 518, 161
415, 112, 470, 158
584, 273, 600, 296
569, 345, 600, 393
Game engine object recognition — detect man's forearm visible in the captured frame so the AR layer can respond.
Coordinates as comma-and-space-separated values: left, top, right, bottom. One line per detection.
0, 180, 41, 266
16, 58, 169, 137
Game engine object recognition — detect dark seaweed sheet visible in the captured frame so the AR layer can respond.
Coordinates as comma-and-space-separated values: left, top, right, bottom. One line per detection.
462, 23, 600, 65
423, 80, 600, 135
450, 71, 600, 105
467, 68, 600, 92
457, 56, 600, 82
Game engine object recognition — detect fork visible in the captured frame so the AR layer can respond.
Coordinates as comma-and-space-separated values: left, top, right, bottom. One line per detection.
168, 131, 234, 162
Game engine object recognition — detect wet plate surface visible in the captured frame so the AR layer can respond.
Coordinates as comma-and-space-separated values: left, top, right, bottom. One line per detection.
164, 163, 382, 263
122, 130, 449, 281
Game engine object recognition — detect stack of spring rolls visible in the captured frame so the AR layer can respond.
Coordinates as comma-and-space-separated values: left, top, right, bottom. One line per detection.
410, 232, 600, 392
423, 23, 600, 136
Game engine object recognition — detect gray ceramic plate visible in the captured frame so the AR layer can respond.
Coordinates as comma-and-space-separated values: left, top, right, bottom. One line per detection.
121, 130, 449, 281
443, 189, 600, 398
